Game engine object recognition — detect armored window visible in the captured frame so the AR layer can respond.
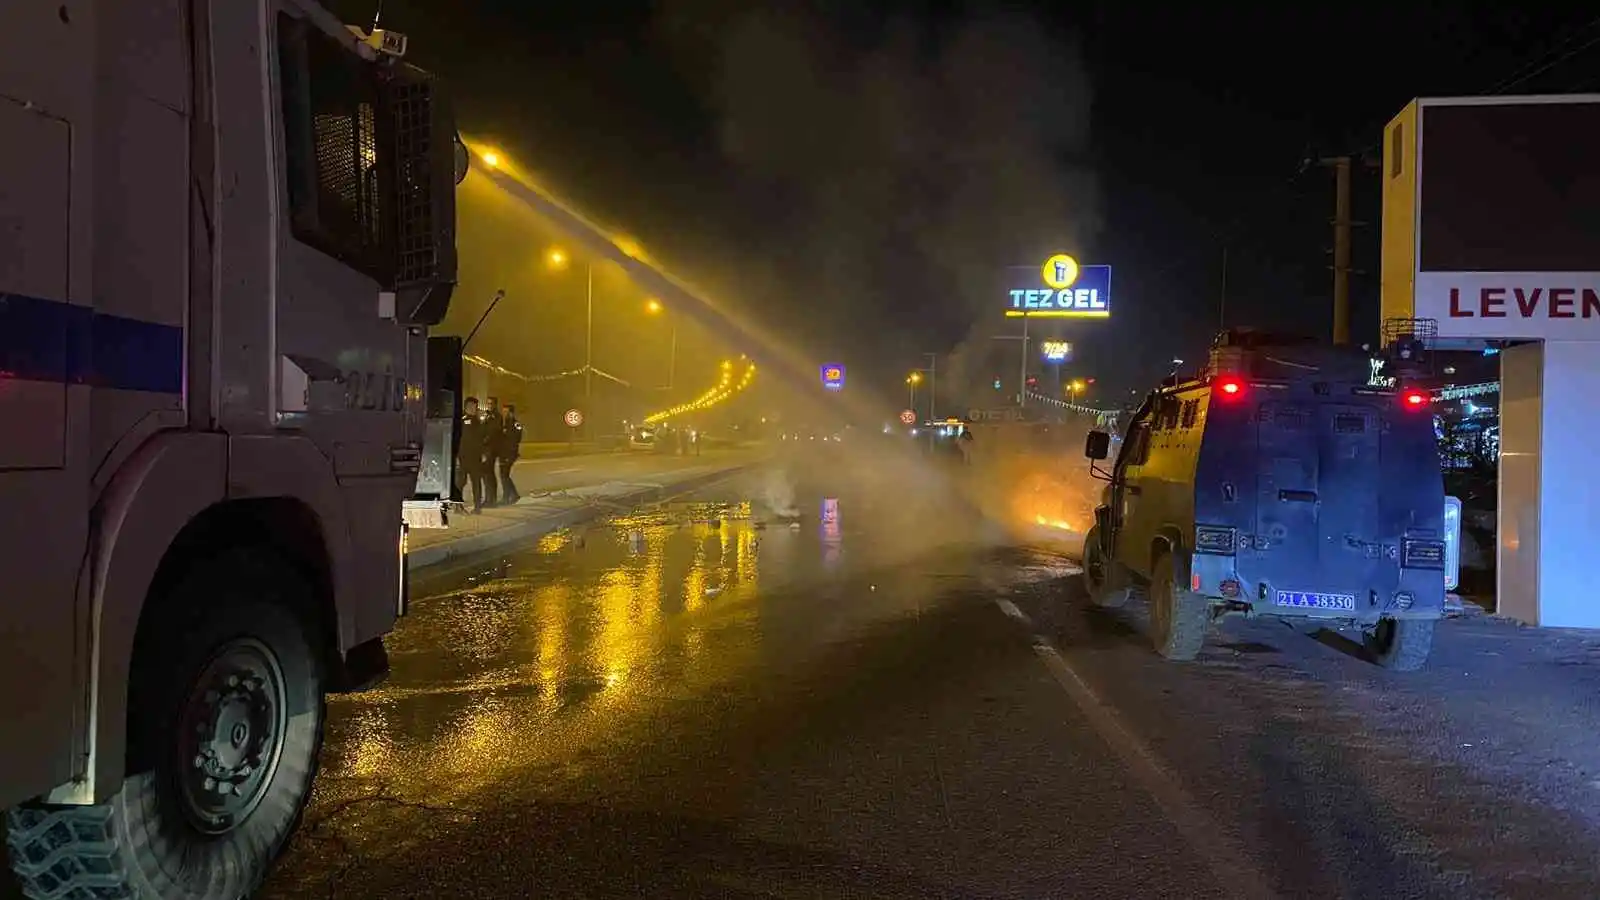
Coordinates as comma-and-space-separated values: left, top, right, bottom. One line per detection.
1125, 423, 1151, 466
1181, 399, 1198, 428
277, 13, 394, 283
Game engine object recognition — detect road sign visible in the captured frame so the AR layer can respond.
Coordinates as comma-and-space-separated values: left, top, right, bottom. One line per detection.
820, 363, 845, 391
899, 409, 917, 425
563, 409, 583, 428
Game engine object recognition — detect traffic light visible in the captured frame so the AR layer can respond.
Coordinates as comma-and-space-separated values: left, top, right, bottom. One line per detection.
1026, 376, 1038, 388
993, 377, 1002, 390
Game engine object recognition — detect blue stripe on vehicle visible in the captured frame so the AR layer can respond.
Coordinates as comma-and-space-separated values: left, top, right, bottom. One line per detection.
0, 292, 183, 394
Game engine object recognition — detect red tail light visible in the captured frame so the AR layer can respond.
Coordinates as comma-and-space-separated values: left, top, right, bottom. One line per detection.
1401, 388, 1429, 409
1214, 376, 1245, 398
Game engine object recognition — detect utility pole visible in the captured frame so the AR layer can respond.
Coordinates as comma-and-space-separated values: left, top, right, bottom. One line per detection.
923, 353, 938, 420
1319, 155, 1381, 345
1322, 156, 1353, 345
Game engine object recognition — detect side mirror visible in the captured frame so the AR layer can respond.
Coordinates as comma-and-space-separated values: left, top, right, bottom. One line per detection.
1084, 430, 1110, 461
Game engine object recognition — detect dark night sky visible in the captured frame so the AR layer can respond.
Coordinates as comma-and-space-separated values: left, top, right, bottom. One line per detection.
335, 0, 1600, 408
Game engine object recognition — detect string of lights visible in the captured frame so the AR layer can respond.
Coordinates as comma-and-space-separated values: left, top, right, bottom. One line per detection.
642, 358, 755, 425
463, 355, 631, 387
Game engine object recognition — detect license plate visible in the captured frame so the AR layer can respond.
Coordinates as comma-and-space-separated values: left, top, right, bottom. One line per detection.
1274, 590, 1356, 611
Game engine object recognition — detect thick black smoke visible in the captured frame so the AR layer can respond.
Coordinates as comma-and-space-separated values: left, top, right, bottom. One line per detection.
656, 3, 1101, 399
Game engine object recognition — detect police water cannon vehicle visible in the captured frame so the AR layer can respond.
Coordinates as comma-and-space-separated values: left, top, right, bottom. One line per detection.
1078, 329, 1448, 670
0, 3, 463, 896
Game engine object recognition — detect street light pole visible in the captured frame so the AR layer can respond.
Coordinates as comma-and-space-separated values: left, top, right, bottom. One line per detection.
584, 262, 593, 440
924, 353, 938, 420
1018, 314, 1031, 407
667, 323, 677, 391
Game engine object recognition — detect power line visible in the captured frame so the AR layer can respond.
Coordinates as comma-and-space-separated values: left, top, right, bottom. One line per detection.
1485, 14, 1600, 95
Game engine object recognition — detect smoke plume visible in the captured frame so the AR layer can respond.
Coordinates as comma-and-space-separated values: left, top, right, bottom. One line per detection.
657, 3, 1101, 397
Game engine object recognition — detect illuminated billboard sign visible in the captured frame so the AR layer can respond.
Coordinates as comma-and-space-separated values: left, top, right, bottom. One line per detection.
1007, 254, 1112, 318
1040, 340, 1072, 363
1383, 98, 1600, 341
820, 363, 845, 391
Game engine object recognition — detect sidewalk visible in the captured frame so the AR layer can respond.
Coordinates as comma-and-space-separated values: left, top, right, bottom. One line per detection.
407, 461, 751, 570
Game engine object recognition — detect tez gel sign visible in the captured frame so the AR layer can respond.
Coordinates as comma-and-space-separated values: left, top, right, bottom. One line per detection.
1009, 287, 1108, 315
1005, 255, 1113, 319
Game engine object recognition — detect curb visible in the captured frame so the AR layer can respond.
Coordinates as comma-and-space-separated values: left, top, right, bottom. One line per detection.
406, 464, 752, 571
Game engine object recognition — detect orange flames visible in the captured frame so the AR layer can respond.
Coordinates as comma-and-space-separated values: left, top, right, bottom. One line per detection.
1012, 470, 1091, 535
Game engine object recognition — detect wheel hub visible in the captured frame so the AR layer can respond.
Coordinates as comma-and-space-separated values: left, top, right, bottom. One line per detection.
175, 639, 288, 835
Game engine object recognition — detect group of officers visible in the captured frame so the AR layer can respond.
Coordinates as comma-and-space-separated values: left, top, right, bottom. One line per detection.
456, 395, 524, 513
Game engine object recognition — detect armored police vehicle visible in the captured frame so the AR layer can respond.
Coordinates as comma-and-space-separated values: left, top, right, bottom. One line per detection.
1079, 330, 1447, 670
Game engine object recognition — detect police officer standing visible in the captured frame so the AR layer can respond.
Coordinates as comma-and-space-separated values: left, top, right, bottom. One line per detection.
458, 397, 489, 513
481, 395, 503, 507
497, 402, 523, 504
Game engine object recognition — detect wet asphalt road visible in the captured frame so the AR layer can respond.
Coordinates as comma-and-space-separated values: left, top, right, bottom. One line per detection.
259, 447, 1600, 900
512, 449, 737, 494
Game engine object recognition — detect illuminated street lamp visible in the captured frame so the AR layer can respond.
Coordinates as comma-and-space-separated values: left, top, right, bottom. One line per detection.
481, 150, 501, 169
546, 248, 568, 270
906, 370, 923, 410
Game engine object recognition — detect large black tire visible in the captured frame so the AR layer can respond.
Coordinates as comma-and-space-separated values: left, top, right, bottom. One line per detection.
1366, 617, 1435, 672
1081, 525, 1135, 609
1149, 552, 1207, 661
6, 548, 325, 900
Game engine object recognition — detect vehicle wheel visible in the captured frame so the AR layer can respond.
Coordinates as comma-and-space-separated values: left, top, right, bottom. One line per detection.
1366, 617, 1434, 672
6, 548, 325, 900
1081, 525, 1130, 609
1149, 552, 1207, 661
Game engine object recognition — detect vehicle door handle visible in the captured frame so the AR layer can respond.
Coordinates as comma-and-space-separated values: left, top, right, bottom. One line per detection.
1279, 489, 1317, 503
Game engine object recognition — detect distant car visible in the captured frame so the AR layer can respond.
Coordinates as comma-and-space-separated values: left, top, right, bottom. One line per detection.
628, 427, 657, 449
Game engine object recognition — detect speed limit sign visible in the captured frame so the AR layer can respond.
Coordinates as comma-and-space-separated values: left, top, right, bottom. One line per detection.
899, 409, 917, 425
563, 408, 584, 428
